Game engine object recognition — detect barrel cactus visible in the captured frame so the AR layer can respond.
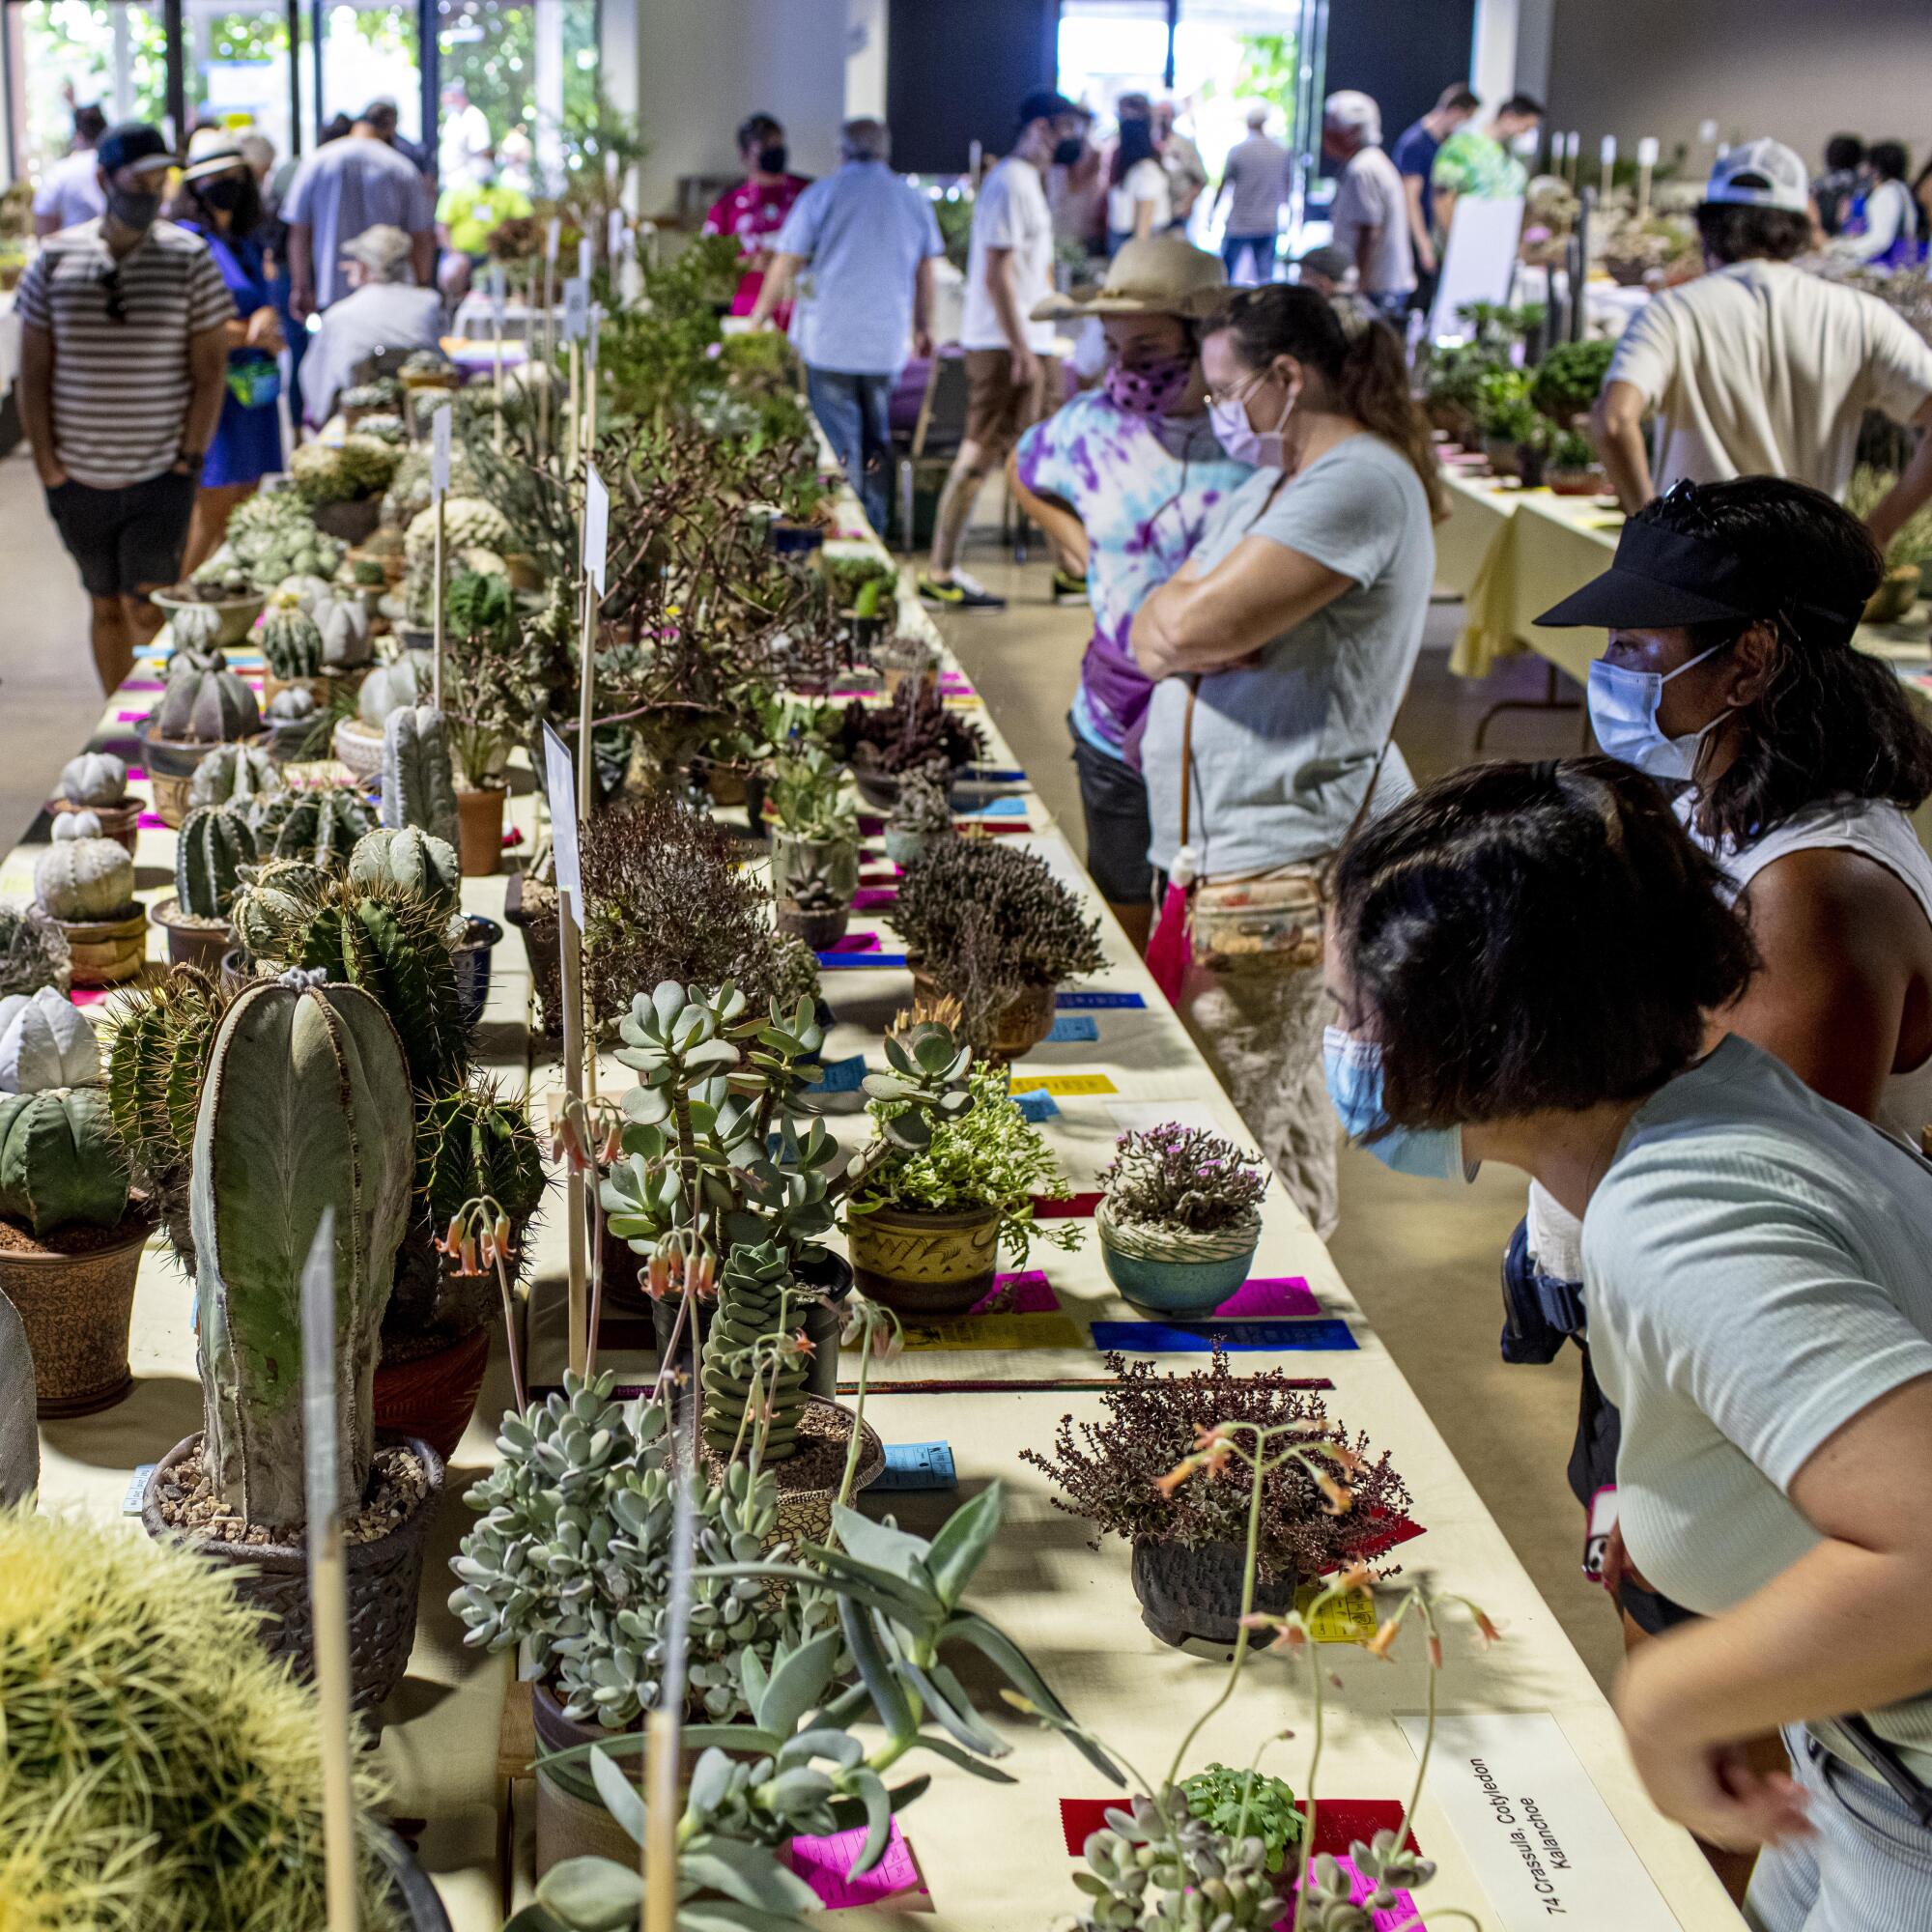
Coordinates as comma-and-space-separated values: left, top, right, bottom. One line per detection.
264, 686, 323, 760
380, 706, 461, 849
174, 805, 257, 920
186, 741, 283, 813
0, 986, 99, 1093
248, 783, 377, 867
313, 594, 374, 669
357, 655, 426, 728
405, 496, 511, 567
58, 752, 127, 808
153, 658, 261, 745
52, 810, 102, 840
0, 1086, 128, 1238
35, 837, 133, 921
191, 975, 415, 1523
0, 903, 71, 997
348, 826, 460, 916
228, 858, 331, 962
105, 966, 230, 1240
169, 601, 226, 655
700, 1240, 810, 1462
259, 597, 323, 681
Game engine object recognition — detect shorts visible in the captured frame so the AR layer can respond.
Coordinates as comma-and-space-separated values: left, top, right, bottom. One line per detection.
46, 469, 196, 599
1070, 727, 1153, 907
963, 346, 1046, 453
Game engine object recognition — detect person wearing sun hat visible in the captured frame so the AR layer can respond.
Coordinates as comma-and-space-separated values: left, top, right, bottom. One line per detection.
1007, 236, 1251, 952
298, 222, 443, 428
1593, 136, 1932, 548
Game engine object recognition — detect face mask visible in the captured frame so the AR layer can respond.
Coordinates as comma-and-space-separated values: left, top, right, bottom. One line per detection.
106, 186, 161, 233
756, 144, 787, 175
1104, 351, 1193, 418
1052, 135, 1087, 167
1585, 639, 1734, 782
1510, 129, 1541, 157
199, 176, 245, 213
1208, 372, 1294, 468
1323, 1028, 1473, 1183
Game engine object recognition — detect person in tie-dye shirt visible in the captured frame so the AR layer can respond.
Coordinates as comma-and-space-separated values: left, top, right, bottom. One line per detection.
1012, 236, 1251, 949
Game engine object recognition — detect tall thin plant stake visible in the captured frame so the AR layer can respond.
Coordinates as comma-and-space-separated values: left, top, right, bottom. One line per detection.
645, 1475, 697, 1932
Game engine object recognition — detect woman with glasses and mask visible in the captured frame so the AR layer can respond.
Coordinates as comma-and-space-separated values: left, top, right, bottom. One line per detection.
1325, 755, 1932, 1929
171, 130, 285, 572
1127, 283, 1442, 1236
1007, 237, 1251, 952
701, 114, 810, 325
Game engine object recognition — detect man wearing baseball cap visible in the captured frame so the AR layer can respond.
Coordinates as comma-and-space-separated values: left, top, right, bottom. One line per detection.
297, 223, 443, 428
1592, 136, 1932, 550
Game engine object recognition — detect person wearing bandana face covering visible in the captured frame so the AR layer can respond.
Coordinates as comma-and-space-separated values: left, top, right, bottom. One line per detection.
701, 114, 810, 325
1008, 238, 1251, 951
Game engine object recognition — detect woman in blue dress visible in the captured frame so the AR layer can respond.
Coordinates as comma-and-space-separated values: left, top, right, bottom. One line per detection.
172, 132, 286, 573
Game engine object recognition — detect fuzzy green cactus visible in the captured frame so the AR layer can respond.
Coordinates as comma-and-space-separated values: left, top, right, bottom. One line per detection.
186, 741, 283, 813
0, 986, 98, 1093
700, 1240, 811, 1462
260, 598, 323, 680
0, 1086, 128, 1237
192, 974, 414, 1523
58, 752, 127, 807
0, 903, 71, 997
35, 837, 133, 921
153, 658, 261, 744
174, 805, 257, 920
248, 783, 377, 867
348, 827, 460, 915
380, 706, 461, 849
356, 655, 426, 728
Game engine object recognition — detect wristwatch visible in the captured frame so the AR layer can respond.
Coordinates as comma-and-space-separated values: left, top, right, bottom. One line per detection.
175, 449, 207, 472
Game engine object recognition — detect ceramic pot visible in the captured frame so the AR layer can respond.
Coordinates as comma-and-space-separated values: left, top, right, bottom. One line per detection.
1865, 564, 1922, 625
141, 1430, 444, 1712
137, 722, 223, 826
311, 497, 383, 545
150, 895, 232, 973
769, 830, 859, 902
373, 1324, 492, 1463
909, 965, 1055, 1062
0, 1212, 152, 1415
454, 782, 507, 876
1096, 1203, 1261, 1317
219, 946, 260, 998
502, 873, 563, 1039
49, 794, 140, 857
1482, 436, 1521, 480
846, 1201, 1001, 1315
777, 899, 850, 952
768, 518, 824, 555
1545, 467, 1606, 498
1129, 1535, 1293, 1649
53, 906, 147, 987
152, 588, 266, 646
882, 827, 927, 869
453, 914, 503, 1028
1516, 443, 1547, 490
260, 671, 332, 711
373, 1823, 455, 1931
330, 716, 385, 781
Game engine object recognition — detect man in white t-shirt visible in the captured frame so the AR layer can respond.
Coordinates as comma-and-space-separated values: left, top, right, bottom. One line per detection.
1594, 138, 1932, 551
919, 88, 1088, 611
34, 102, 107, 237
1321, 90, 1414, 320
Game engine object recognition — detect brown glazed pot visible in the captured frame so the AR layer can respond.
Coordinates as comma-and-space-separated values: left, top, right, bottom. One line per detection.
372, 1324, 493, 1463
454, 782, 507, 876
54, 906, 148, 987
776, 899, 851, 952
845, 1201, 1001, 1315
909, 965, 1057, 1063
0, 1213, 152, 1415
137, 723, 222, 827
1129, 1536, 1294, 1651
149, 896, 233, 973
141, 1430, 445, 1713
49, 794, 141, 857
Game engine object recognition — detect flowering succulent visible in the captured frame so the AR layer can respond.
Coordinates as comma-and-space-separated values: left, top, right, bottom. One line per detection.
1099, 1125, 1267, 1235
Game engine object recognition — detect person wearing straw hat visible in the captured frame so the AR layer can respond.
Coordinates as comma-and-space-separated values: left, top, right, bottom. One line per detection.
298, 223, 442, 429
1009, 236, 1251, 952
170, 128, 285, 571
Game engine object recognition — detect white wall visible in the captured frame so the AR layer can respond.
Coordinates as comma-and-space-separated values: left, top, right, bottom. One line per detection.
846, 0, 889, 121
1470, 0, 1554, 110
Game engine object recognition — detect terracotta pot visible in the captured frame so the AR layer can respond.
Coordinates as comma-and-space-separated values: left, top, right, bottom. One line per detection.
54, 906, 148, 986
1545, 467, 1606, 498
141, 1430, 444, 1713
311, 497, 383, 546
1130, 1535, 1293, 1650
454, 782, 507, 876
49, 794, 140, 857
777, 899, 850, 951
373, 1324, 492, 1463
0, 1213, 152, 1415
150, 896, 232, 973
846, 1201, 1001, 1315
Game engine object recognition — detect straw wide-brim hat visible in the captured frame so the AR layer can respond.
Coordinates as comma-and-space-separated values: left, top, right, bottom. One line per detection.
1033, 236, 1229, 322
181, 127, 248, 184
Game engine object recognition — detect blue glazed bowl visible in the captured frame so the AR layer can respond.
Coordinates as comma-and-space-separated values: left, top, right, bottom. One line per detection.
1097, 1208, 1262, 1317
453, 914, 503, 1029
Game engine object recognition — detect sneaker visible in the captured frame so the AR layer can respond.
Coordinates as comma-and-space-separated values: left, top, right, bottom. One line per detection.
918, 568, 1007, 611
1051, 567, 1090, 605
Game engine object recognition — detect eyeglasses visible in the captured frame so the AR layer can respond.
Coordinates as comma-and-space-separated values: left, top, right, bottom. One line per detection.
1204, 367, 1266, 411
97, 262, 127, 324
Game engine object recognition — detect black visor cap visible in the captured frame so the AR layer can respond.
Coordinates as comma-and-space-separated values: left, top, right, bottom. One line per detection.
1535, 518, 1762, 630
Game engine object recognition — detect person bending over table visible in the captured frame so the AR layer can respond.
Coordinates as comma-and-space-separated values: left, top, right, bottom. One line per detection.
1130, 283, 1442, 1236
1324, 756, 1932, 1931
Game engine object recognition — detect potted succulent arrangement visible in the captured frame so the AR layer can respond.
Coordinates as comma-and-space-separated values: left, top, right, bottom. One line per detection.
895, 836, 1106, 1058
290, 432, 403, 546
0, 987, 154, 1415
440, 571, 525, 874
222, 488, 346, 595
34, 819, 143, 985
1022, 1348, 1411, 1648
884, 768, 952, 869
818, 546, 899, 655
139, 972, 444, 1710
49, 751, 139, 855
1096, 1124, 1267, 1315
138, 634, 265, 826
765, 746, 861, 950
844, 1056, 1081, 1314
1480, 392, 1554, 487
838, 678, 987, 810
154, 554, 267, 647
1544, 427, 1607, 496
150, 802, 256, 970
264, 685, 328, 761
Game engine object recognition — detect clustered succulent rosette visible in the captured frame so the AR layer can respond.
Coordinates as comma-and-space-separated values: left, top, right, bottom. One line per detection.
1099, 1125, 1267, 1236
838, 680, 986, 779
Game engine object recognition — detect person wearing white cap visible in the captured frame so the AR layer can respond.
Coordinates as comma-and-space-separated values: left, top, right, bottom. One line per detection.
297, 223, 443, 428
1593, 138, 1932, 550
1321, 91, 1412, 321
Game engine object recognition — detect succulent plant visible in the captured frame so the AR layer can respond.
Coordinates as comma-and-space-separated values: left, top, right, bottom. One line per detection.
348, 826, 460, 916
57, 752, 128, 808
35, 837, 133, 921
1070, 1790, 1281, 1932
290, 433, 400, 506
187, 546, 254, 598
51, 810, 101, 840
152, 655, 261, 745
169, 601, 227, 654
415, 1078, 547, 1246
839, 680, 986, 778
380, 705, 461, 849
700, 1239, 814, 1461
173, 805, 257, 921
357, 654, 427, 728
887, 768, 952, 837
247, 782, 378, 867
1099, 1125, 1268, 1236
185, 740, 282, 813
226, 491, 344, 590
105, 966, 230, 1232
766, 745, 859, 846
405, 495, 511, 568
275, 571, 335, 611
259, 596, 324, 680
0, 986, 99, 1093
0, 1085, 128, 1237
263, 686, 324, 760
192, 974, 415, 1524
313, 593, 374, 668
0, 903, 72, 997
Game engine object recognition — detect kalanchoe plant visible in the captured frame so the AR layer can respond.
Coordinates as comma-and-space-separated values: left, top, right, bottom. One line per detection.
839, 680, 986, 779
1099, 1126, 1267, 1235
886, 769, 952, 838
1180, 1763, 1302, 1873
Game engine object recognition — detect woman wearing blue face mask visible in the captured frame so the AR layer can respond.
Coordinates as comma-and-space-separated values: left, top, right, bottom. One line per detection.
1326, 756, 1932, 1929
1129, 284, 1444, 1235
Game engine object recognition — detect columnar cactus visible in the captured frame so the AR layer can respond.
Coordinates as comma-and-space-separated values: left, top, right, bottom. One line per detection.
0, 904, 71, 997
348, 827, 460, 915
700, 1241, 811, 1462
248, 783, 377, 867
58, 753, 128, 808
153, 659, 261, 744
259, 599, 324, 681
191, 976, 415, 1523
0, 987, 99, 1093
380, 706, 461, 849
416, 1079, 547, 1249
35, 837, 133, 921
312, 595, 374, 668
0, 1087, 128, 1237
186, 741, 283, 813
174, 805, 257, 920
356, 656, 427, 728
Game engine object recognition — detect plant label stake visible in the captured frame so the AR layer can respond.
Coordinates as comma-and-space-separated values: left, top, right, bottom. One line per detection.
584, 307, 601, 462
645, 1475, 697, 1930
562, 278, 588, 471
1636, 135, 1659, 220
1600, 133, 1616, 201
579, 467, 609, 1106
430, 403, 452, 709
489, 264, 507, 452
299, 1206, 357, 1932
541, 218, 561, 459
542, 722, 589, 1377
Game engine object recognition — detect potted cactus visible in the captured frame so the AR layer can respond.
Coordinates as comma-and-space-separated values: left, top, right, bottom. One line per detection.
333, 651, 427, 781
0, 989, 154, 1415
150, 804, 255, 970
186, 739, 283, 814
263, 685, 327, 762
765, 746, 860, 903
247, 780, 378, 867
256, 585, 376, 707
140, 972, 442, 1710
155, 564, 267, 647
884, 768, 952, 869
380, 706, 462, 851
347, 825, 498, 1025
139, 644, 265, 826
49, 751, 139, 854
1095, 1124, 1267, 1315
34, 822, 144, 985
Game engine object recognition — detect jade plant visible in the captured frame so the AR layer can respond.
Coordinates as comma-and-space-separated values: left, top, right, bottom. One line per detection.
380, 706, 462, 849
186, 741, 282, 812
173, 805, 258, 921
192, 973, 414, 1523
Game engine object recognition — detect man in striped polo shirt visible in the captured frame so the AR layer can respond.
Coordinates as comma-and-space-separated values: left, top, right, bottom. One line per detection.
18, 123, 232, 692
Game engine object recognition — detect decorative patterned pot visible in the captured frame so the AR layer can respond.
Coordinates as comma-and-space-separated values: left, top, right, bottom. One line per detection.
138, 722, 223, 826
150, 895, 232, 973
1096, 1204, 1262, 1317
0, 1212, 152, 1415
141, 1430, 444, 1712
53, 906, 148, 986
454, 782, 507, 877
373, 1324, 493, 1463
846, 1201, 1001, 1315
1129, 1535, 1293, 1650
49, 793, 140, 856
453, 914, 503, 1029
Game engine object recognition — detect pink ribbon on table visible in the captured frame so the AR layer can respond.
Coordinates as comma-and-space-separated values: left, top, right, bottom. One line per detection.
1214, 1276, 1320, 1320
824, 931, 878, 952
851, 886, 898, 910
967, 1269, 1059, 1316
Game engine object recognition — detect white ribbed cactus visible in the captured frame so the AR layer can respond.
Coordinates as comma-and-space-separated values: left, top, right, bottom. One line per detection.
379, 706, 461, 848
356, 655, 427, 727
58, 753, 127, 808
312, 595, 374, 669
0, 986, 99, 1093
34, 838, 133, 921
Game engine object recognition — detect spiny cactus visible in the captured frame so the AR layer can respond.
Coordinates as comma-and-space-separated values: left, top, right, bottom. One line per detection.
348, 826, 460, 916
0, 1510, 399, 1930
58, 752, 127, 807
404, 495, 511, 567
0, 986, 99, 1093
192, 976, 414, 1523
152, 658, 260, 744
259, 597, 323, 680
248, 782, 377, 867
228, 858, 332, 961
186, 740, 283, 812
105, 967, 229, 1238
174, 805, 257, 921
0, 903, 72, 997
416, 1079, 547, 1253
0, 1087, 128, 1237
356, 655, 427, 728
700, 1240, 812, 1462
379, 705, 461, 849
35, 837, 133, 921
313, 593, 374, 668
